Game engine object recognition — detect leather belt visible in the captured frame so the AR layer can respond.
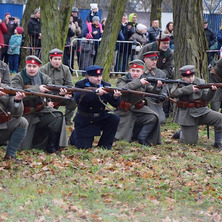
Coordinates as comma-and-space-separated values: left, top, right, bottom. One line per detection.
77, 110, 104, 118
0, 112, 12, 123
176, 100, 208, 109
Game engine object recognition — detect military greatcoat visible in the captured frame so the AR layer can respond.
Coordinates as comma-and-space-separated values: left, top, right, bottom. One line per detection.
142, 67, 168, 124
171, 77, 222, 144
115, 74, 162, 145
40, 62, 73, 86
11, 69, 67, 149
40, 62, 77, 121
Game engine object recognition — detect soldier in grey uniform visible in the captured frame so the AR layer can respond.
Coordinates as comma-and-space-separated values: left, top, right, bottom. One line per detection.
137, 34, 174, 117
115, 59, 164, 146
142, 51, 168, 124
0, 75, 28, 161
40, 48, 76, 125
137, 33, 174, 79
171, 65, 222, 149
11, 55, 68, 153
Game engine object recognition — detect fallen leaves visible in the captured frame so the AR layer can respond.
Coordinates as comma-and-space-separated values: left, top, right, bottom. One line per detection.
0, 122, 221, 221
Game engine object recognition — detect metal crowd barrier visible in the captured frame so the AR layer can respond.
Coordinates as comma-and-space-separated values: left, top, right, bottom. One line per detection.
69, 38, 142, 77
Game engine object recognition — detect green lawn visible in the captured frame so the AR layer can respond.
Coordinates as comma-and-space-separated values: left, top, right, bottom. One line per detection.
1, 75, 221, 221
0, 117, 221, 222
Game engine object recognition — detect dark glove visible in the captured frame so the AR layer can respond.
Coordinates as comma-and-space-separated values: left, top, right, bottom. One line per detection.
158, 94, 167, 102
133, 40, 137, 45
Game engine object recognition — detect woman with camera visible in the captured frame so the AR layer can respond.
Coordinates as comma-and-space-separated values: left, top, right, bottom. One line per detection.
1, 12, 19, 63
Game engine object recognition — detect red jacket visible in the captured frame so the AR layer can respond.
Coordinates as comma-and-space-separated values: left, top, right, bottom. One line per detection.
0, 21, 8, 48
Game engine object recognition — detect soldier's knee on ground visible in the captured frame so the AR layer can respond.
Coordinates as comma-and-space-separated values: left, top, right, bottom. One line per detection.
180, 135, 198, 145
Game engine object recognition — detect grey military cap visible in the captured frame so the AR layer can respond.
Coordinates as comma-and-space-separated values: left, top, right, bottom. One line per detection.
179, 65, 195, 76
143, 51, 159, 59
25, 55, 42, 66
129, 59, 145, 69
49, 48, 63, 57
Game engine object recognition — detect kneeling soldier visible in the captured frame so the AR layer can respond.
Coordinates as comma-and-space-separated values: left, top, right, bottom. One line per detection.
69, 65, 121, 149
40, 48, 76, 125
11, 55, 67, 153
171, 65, 222, 149
115, 59, 164, 146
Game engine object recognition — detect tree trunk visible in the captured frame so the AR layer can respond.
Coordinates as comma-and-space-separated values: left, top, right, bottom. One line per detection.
150, 0, 162, 27
20, 0, 39, 69
39, 0, 73, 63
95, 0, 127, 81
173, 0, 208, 79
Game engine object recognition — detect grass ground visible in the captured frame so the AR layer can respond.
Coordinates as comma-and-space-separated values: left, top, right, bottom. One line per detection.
0, 75, 221, 221
0, 117, 221, 222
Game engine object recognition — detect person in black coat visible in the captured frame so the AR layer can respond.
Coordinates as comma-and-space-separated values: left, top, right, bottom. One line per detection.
147, 19, 161, 43
204, 20, 216, 65
27, 8, 41, 57
69, 65, 122, 149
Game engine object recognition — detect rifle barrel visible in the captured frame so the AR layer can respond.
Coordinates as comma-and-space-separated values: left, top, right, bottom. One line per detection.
146, 77, 190, 85
46, 84, 95, 93
0, 87, 71, 100
90, 86, 162, 98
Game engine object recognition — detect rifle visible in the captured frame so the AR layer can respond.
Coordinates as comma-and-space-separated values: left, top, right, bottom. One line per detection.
0, 86, 73, 101
145, 77, 191, 85
25, 84, 95, 94
86, 86, 164, 99
46, 84, 95, 94
194, 83, 222, 89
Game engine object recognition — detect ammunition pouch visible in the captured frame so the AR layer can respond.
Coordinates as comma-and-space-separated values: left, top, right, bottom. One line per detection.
118, 101, 132, 112
24, 103, 44, 115
176, 100, 208, 109
135, 100, 145, 110
0, 112, 12, 123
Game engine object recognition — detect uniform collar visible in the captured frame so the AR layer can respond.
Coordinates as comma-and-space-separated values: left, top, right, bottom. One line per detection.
50, 63, 61, 71
85, 79, 102, 88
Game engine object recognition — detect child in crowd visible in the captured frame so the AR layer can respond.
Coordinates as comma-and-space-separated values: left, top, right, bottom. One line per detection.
86, 3, 103, 33
7, 26, 23, 73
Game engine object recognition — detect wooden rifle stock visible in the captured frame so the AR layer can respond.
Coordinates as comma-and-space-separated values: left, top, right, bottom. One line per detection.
0, 86, 72, 101
195, 83, 222, 89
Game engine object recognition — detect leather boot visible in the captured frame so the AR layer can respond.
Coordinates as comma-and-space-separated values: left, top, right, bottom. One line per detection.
65, 109, 74, 126
3, 154, 21, 163
46, 132, 60, 153
172, 129, 182, 139
6, 127, 27, 157
214, 131, 222, 150
137, 124, 154, 146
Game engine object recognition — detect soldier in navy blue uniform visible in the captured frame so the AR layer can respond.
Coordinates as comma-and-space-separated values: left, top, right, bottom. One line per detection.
69, 65, 122, 149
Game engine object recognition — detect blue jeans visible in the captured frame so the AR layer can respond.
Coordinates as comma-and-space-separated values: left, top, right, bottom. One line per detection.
8, 54, 19, 73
